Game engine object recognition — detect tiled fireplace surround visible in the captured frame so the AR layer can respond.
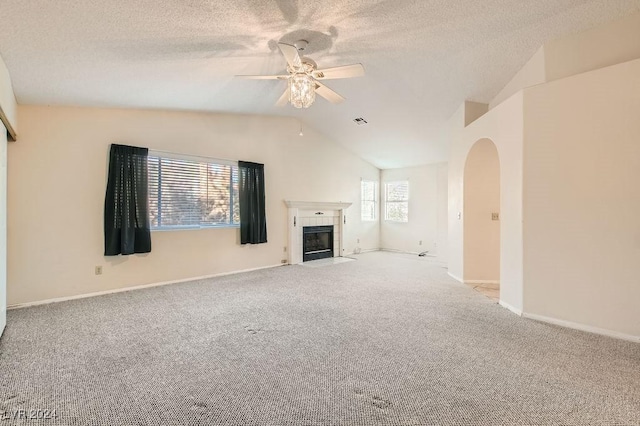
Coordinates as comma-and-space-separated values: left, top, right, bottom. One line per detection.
284, 201, 352, 265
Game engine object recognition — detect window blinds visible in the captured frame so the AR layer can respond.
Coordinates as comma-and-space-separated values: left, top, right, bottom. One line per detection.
385, 181, 409, 222
361, 181, 378, 221
147, 153, 239, 229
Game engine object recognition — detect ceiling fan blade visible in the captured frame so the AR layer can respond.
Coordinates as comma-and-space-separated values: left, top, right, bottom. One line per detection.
276, 87, 290, 107
314, 82, 345, 104
313, 64, 365, 80
235, 75, 288, 80
278, 42, 302, 69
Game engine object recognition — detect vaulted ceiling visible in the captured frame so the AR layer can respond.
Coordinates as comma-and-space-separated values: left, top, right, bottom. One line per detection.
1, 1, 639, 168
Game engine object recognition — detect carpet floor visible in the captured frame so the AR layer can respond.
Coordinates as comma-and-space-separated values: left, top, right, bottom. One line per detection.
0, 252, 638, 425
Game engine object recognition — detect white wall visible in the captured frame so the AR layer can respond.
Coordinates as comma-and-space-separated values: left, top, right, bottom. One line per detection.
463, 139, 500, 282
0, 51, 11, 335
523, 58, 640, 338
7, 105, 380, 306
435, 163, 448, 264
353, 177, 381, 253
448, 95, 524, 312
0, 122, 6, 334
380, 163, 448, 263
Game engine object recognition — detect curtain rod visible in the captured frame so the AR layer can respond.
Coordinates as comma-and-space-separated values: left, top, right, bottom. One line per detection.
148, 148, 238, 165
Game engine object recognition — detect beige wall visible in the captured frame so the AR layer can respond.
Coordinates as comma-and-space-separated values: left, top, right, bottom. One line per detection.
464, 102, 489, 127
463, 139, 500, 282
466, 10, 640, 339
523, 58, 640, 337
545, 12, 640, 82
449, 95, 524, 312
7, 105, 380, 305
380, 163, 448, 263
490, 46, 546, 110
449, 57, 640, 339
490, 13, 640, 112
0, 54, 17, 139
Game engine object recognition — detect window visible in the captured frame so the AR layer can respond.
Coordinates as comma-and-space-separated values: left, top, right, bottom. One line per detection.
385, 181, 409, 222
148, 152, 239, 229
361, 180, 378, 221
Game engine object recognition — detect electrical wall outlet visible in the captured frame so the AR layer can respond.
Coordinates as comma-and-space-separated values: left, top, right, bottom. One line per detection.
419, 240, 423, 246
283, 246, 287, 252
95, 266, 103, 275
357, 238, 360, 244
492, 212, 500, 221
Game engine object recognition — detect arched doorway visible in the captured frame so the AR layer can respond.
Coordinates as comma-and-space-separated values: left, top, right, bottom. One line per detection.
463, 138, 500, 301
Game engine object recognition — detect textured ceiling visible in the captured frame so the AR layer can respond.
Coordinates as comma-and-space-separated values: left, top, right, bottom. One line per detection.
1, 1, 639, 169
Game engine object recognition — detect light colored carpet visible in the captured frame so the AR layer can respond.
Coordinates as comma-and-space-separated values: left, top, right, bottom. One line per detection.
0, 252, 638, 425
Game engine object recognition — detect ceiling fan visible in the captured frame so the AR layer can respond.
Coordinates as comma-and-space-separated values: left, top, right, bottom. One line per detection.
236, 40, 365, 108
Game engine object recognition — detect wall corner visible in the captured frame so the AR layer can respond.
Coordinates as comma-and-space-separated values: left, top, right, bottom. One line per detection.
0, 54, 18, 141
464, 101, 489, 127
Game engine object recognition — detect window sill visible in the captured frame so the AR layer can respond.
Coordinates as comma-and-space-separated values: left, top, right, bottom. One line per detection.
152, 224, 240, 232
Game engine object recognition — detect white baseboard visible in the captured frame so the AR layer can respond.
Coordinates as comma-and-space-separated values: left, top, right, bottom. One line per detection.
464, 280, 500, 284
348, 248, 380, 255
499, 300, 523, 316
447, 272, 463, 283
522, 312, 639, 343
380, 248, 418, 254
8, 263, 283, 310
380, 248, 437, 257
361, 248, 381, 253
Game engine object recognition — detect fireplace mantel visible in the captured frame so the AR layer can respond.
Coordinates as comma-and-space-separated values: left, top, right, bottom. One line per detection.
284, 200, 352, 210
284, 200, 353, 264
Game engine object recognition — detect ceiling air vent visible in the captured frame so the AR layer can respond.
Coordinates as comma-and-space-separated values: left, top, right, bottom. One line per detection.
353, 117, 368, 126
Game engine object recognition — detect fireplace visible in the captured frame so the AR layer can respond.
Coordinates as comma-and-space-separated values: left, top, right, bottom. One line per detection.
303, 225, 334, 262
284, 201, 352, 265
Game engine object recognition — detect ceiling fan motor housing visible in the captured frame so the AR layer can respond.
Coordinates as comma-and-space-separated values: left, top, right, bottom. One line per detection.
287, 59, 316, 75
293, 40, 309, 52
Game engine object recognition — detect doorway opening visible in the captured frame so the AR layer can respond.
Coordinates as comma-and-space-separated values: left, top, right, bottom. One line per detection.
463, 138, 500, 301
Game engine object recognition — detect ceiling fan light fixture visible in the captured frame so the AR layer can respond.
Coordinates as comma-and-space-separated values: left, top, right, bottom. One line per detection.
289, 73, 316, 108
236, 41, 364, 108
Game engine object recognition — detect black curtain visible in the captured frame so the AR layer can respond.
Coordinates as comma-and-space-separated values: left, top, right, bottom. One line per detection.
238, 161, 267, 244
104, 144, 152, 255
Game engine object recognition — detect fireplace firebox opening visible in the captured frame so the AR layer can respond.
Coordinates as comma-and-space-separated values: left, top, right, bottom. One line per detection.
303, 225, 334, 262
